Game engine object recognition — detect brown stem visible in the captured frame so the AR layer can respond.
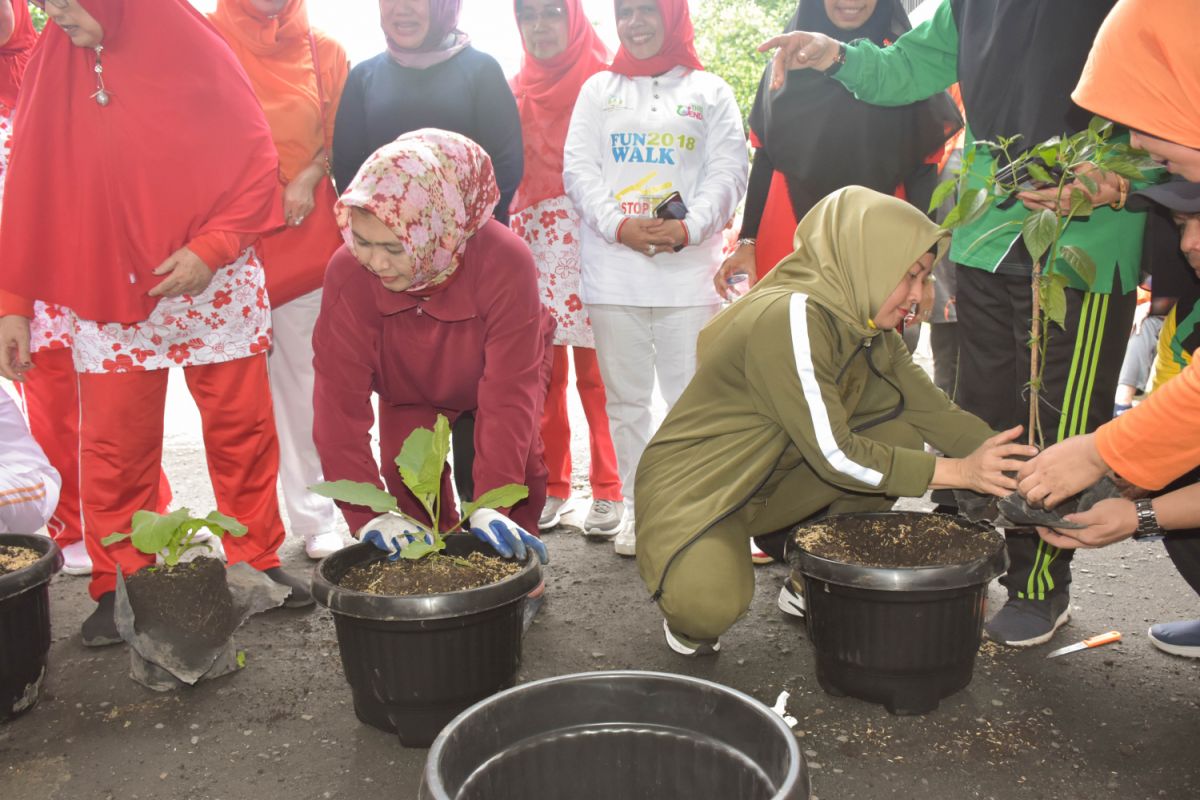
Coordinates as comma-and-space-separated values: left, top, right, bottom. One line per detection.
1029, 260, 1042, 447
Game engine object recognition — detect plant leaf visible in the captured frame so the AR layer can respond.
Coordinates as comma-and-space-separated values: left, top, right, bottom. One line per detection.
462, 484, 531, 519
396, 427, 435, 494
1067, 191, 1094, 219
1026, 163, 1053, 185
928, 178, 957, 214
1104, 157, 1152, 181
1087, 115, 1112, 138
1021, 208, 1057, 264
398, 540, 441, 560
309, 480, 398, 513
127, 508, 191, 557
204, 510, 248, 538
420, 414, 452, 498
1073, 171, 1098, 195
1060, 245, 1097, 287
100, 532, 131, 547
1040, 277, 1069, 329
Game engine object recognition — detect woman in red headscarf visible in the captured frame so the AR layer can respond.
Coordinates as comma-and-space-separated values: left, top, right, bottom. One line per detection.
562, 0, 749, 557
0, 0, 309, 646
313, 129, 553, 553
209, 0, 350, 561
509, 0, 623, 538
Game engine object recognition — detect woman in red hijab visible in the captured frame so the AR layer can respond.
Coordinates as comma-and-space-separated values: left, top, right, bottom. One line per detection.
509, 0, 623, 538
0, 0, 309, 646
562, 0, 748, 557
209, 0, 350, 561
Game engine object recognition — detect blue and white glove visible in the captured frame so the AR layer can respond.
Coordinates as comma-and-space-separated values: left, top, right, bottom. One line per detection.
358, 514, 435, 562
468, 509, 549, 564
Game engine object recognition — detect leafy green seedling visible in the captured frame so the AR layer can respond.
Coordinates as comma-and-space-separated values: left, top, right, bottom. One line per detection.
310, 413, 528, 561
101, 508, 247, 567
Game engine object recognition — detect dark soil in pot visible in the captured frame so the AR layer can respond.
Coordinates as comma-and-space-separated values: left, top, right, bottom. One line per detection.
123, 557, 237, 655
791, 511, 1007, 716
0, 534, 62, 723
312, 534, 541, 747
339, 551, 522, 596
796, 512, 998, 567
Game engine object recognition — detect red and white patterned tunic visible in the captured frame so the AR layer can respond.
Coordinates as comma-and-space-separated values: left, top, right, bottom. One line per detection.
70, 249, 272, 374
511, 194, 593, 349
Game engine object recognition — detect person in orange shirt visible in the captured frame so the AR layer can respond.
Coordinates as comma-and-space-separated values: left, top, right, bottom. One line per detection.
209, 0, 351, 560
1016, 0, 1200, 658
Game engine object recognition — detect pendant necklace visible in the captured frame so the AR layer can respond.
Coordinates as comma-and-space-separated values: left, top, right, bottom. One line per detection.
91, 45, 110, 107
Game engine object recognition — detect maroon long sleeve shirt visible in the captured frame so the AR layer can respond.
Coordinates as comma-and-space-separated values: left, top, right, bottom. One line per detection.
313, 220, 553, 533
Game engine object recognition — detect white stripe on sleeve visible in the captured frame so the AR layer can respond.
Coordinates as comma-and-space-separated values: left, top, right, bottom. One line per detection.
789, 293, 884, 488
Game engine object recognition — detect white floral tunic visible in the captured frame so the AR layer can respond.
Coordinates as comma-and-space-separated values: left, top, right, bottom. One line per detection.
70, 249, 272, 374
511, 194, 593, 349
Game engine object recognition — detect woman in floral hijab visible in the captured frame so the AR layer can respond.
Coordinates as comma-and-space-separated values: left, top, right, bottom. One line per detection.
313, 129, 553, 559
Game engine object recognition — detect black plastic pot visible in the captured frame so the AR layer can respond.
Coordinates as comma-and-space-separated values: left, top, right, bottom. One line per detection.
793, 511, 1007, 715
0, 534, 62, 722
419, 670, 810, 800
311, 534, 541, 747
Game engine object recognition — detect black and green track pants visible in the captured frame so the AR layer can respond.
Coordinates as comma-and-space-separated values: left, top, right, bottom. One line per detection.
955, 265, 1136, 601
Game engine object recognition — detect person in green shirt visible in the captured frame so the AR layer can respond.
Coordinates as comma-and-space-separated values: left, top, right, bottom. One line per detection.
635, 186, 1037, 656
760, 0, 1146, 647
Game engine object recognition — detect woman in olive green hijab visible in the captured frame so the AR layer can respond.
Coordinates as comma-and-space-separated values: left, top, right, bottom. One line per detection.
634, 186, 1037, 656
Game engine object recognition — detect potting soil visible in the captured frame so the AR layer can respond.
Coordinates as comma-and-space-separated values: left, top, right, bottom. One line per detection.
124, 557, 237, 651
338, 551, 522, 596
0, 544, 40, 576
795, 514, 1001, 568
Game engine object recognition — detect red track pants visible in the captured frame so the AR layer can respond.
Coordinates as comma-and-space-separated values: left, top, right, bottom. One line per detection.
19, 347, 171, 547
78, 355, 285, 600
541, 345, 622, 502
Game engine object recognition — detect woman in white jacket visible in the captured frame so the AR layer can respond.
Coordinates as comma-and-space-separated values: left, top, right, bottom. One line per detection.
563, 0, 748, 557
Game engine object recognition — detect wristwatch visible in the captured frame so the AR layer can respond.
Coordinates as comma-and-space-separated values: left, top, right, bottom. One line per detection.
822, 42, 848, 76
1132, 498, 1164, 541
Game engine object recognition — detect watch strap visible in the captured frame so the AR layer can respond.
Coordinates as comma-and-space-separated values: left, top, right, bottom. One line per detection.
1133, 498, 1164, 541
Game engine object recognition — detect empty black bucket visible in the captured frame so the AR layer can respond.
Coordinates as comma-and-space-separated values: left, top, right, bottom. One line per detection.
419, 671, 809, 800
0, 534, 62, 722
793, 511, 1006, 715
311, 534, 541, 747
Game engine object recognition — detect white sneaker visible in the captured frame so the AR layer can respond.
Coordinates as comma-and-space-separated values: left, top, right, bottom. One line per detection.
750, 539, 773, 565
584, 499, 624, 537
778, 579, 806, 619
304, 531, 346, 560
60, 540, 93, 576
539, 496, 568, 530
613, 519, 636, 557
663, 619, 721, 656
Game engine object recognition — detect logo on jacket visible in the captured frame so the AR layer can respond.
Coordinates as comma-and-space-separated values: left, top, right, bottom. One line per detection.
676, 104, 704, 120
605, 95, 627, 111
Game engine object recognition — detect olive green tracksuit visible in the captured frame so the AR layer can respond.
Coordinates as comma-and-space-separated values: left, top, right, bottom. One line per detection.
634, 187, 995, 642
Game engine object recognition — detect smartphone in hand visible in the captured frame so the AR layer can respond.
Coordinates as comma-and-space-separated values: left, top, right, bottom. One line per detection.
654, 192, 687, 252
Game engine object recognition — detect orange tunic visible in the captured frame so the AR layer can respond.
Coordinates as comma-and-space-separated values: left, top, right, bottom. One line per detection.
1096, 352, 1200, 490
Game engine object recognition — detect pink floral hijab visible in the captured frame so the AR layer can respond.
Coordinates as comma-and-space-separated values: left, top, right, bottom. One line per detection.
337, 129, 500, 292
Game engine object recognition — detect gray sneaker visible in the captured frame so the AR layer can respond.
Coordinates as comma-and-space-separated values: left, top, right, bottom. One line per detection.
539, 496, 568, 531
984, 594, 1071, 647
584, 499, 624, 537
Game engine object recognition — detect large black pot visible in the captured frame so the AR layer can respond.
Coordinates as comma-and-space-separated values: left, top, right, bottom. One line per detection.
792, 511, 1007, 715
311, 534, 541, 748
0, 534, 62, 722
419, 670, 810, 800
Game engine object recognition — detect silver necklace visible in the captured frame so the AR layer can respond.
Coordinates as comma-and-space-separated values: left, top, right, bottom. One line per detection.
91, 45, 110, 107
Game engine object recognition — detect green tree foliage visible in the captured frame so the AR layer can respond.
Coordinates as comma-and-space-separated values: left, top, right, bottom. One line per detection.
693, 0, 795, 129
28, 2, 47, 33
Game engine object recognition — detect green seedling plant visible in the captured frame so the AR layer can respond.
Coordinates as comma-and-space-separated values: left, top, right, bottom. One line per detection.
101, 508, 247, 567
310, 413, 528, 561
933, 116, 1157, 447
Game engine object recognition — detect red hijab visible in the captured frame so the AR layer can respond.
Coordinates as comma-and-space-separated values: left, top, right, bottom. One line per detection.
510, 0, 610, 212
0, 0, 38, 109
608, 0, 703, 79
0, 0, 283, 324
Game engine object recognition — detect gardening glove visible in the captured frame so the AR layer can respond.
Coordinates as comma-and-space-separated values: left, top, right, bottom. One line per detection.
358, 514, 435, 562
468, 508, 549, 564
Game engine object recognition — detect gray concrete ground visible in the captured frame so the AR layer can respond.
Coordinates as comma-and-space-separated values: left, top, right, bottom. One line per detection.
2, 338, 1198, 800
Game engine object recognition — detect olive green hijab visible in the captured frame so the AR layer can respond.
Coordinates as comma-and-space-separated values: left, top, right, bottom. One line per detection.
751, 186, 949, 337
